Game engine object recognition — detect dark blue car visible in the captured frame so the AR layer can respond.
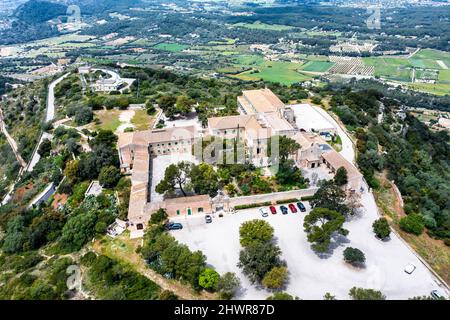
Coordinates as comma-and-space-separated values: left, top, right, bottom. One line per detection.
166, 222, 183, 230
280, 206, 289, 215
297, 202, 306, 212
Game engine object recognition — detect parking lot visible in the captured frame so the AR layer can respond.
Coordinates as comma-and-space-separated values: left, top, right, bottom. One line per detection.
170, 192, 445, 300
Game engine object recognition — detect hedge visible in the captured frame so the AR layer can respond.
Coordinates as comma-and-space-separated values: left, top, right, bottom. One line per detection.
301, 196, 316, 201
276, 198, 299, 205
234, 202, 272, 210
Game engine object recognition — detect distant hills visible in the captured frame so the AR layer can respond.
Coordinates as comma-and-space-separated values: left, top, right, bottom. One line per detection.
15, 0, 67, 24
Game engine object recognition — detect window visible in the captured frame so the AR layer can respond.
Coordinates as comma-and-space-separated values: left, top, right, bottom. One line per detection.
198, 208, 204, 213
176, 210, 180, 215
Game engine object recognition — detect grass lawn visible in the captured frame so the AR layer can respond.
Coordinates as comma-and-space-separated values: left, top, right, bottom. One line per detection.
153, 42, 188, 52
131, 109, 153, 131
300, 60, 334, 73
233, 21, 294, 31
93, 110, 122, 131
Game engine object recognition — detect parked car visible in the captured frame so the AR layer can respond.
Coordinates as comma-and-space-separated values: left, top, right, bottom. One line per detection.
166, 222, 183, 231
280, 206, 289, 215
288, 203, 298, 213
259, 208, 269, 217
205, 215, 212, 224
269, 206, 277, 215
430, 289, 446, 300
404, 263, 416, 274
297, 202, 306, 212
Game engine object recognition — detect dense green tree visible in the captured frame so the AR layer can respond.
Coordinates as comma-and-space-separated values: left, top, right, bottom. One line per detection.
266, 292, 296, 300
372, 218, 391, 239
262, 266, 288, 290
190, 163, 219, 197
217, 272, 240, 300
269, 135, 301, 162
2, 216, 26, 254
99, 165, 121, 188
343, 247, 366, 266
156, 161, 192, 197
37, 138, 52, 157
198, 268, 220, 291
310, 181, 350, 216
238, 242, 284, 284
303, 208, 348, 253
324, 292, 336, 300
349, 287, 386, 300
239, 219, 274, 247
399, 214, 425, 236
334, 167, 348, 186
149, 208, 168, 225
59, 212, 97, 252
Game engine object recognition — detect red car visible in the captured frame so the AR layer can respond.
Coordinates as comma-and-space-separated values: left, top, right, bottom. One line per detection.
288, 203, 298, 213
269, 206, 277, 214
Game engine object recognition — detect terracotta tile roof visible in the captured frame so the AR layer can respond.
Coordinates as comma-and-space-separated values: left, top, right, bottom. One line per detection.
241, 89, 285, 114
322, 150, 362, 180
208, 115, 254, 130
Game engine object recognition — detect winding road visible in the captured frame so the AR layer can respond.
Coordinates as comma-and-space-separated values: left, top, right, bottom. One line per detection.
26, 73, 69, 173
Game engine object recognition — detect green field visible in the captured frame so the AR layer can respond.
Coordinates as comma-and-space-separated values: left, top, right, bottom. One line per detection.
439, 70, 450, 84
408, 83, 450, 96
233, 21, 294, 31
230, 61, 312, 85
363, 49, 450, 85
363, 57, 412, 82
153, 42, 188, 52
300, 60, 334, 73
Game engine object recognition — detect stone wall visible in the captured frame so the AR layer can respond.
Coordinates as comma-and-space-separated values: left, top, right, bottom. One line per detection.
229, 188, 319, 207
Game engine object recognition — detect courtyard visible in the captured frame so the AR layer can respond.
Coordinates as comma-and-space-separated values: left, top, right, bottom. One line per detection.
170, 191, 445, 300
150, 153, 199, 202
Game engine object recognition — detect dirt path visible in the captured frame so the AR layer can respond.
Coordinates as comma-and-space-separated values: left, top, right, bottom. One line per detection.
90, 236, 216, 300
0, 107, 27, 168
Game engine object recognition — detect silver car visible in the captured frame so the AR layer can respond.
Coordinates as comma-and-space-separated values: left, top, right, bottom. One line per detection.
259, 208, 269, 217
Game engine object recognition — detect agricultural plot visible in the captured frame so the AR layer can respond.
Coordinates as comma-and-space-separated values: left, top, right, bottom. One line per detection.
300, 60, 334, 73
329, 56, 374, 77
230, 60, 312, 85
438, 70, 450, 84
408, 83, 450, 96
415, 69, 439, 82
152, 43, 189, 52
233, 21, 294, 31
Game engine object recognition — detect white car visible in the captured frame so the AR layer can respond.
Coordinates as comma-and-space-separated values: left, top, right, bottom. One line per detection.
431, 289, 446, 300
404, 263, 416, 274
259, 208, 269, 217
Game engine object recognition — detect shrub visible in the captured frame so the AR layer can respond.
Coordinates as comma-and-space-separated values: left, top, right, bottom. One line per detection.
234, 202, 272, 210
372, 218, 390, 239
217, 272, 240, 300
399, 214, 425, 236
262, 266, 288, 290
349, 287, 386, 300
343, 247, 365, 266
198, 268, 220, 291
239, 220, 274, 247
159, 290, 178, 300
266, 292, 296, 300
276, 198, 299, 205
99, 166, 121, 188
149, 209, 168, 225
